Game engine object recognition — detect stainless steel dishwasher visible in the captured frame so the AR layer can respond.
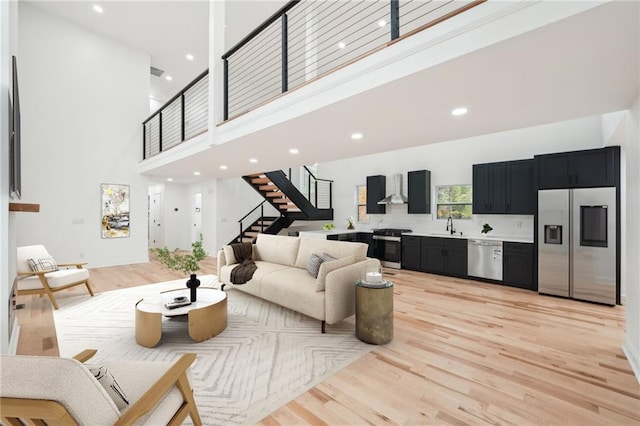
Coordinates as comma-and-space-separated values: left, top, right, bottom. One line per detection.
468, 239, 503, 281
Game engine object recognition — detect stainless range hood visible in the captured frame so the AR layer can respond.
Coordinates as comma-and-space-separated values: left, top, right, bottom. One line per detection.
377, 173, 408, 204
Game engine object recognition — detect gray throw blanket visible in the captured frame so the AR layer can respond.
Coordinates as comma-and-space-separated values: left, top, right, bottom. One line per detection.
230, 242, 257, 284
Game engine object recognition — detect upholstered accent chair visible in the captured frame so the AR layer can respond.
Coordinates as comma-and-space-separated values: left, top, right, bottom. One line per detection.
16, 245, 94, 309
0, 349, 202, 425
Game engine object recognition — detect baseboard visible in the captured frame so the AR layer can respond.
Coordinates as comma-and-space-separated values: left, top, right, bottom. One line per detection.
622, 334, 640, 384
8, 322, 20, 355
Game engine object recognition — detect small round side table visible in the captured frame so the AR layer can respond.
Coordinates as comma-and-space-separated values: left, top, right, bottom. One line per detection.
355, 280, 393, 344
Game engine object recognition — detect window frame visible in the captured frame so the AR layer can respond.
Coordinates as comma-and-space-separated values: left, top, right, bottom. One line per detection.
435, 184, 473, 220
356, 184, 369, 223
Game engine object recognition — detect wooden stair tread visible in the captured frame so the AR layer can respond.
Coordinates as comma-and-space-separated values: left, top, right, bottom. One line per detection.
265, 192, 286, 198
272, 198, 292, 204
258, 184, 277, 191
251, 178, 271, 184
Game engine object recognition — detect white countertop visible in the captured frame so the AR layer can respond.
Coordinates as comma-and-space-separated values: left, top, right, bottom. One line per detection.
299, 229, 533, 243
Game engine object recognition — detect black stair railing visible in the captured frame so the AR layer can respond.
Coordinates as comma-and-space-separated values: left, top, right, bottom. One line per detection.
301, 166, 332, 209
222, 0, 485, 120
236, 200, 281, 242
142, 69, 209, 159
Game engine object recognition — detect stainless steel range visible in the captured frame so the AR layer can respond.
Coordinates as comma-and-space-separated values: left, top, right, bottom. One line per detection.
372, 228, 412, 269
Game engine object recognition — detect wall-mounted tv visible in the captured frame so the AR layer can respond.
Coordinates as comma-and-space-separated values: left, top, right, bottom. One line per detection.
10, 55, 21, 199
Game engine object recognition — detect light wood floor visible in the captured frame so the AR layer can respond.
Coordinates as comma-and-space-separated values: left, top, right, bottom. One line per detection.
15, 254, 640, 424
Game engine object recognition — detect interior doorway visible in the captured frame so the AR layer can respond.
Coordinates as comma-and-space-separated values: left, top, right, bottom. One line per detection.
192, 192, 202, 243
149, 189, 163, 248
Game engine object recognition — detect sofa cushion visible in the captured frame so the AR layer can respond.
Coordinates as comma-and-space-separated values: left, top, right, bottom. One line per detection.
307, 253, 324, 278
223, 245, 238, 265
294, 238, 367, 269
254, 234, 300, 266
220, 261, 292, 296
260, 268, 325, 321
316, 255, 356, 292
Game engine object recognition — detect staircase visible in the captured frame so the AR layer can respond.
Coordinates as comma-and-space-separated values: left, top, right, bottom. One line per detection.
230, 169, 333, 243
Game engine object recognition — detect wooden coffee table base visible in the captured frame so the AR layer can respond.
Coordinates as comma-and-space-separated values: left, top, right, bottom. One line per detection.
135, 288, 227, 347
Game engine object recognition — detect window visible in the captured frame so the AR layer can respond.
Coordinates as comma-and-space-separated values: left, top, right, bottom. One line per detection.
436, 185, 472, 219
357, 185, 369, 223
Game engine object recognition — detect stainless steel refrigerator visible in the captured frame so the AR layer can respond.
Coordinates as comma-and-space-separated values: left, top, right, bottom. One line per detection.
538, 187, 616, 305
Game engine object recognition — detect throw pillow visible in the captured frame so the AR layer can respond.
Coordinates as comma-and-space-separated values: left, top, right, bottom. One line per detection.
223, 245, 238, 265
316, 255, 356, 292
27, 257, 58, 273
86, 365, 130, 410
307, 253, 324, 278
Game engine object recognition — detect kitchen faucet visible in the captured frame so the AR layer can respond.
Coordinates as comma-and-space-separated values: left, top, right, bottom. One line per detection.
446, 216, 455, 235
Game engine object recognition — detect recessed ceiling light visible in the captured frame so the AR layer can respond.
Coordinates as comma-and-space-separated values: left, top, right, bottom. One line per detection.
289, 148, 299, 154
219, 165, 228, 170
351, 132, 363, 140
93, 4, 103, 13
378, 20, 386, 27
451, 107, 468, 116
338, 42, 346, 49
186, 54, 194, 61
167, 178, 173, 182
165, 75, 173, 81
193, 171, 201, 176
249, 158, 258, 163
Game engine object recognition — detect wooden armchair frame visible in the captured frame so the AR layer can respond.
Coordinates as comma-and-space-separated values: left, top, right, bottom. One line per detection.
16, 262, 94, 310
0, 349, 202, 426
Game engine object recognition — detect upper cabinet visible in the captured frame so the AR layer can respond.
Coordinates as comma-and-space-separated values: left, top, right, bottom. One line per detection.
473, 160, 534, 215
366, 175, 386, 214
536, 147, 619, 189
407, 170, 431, 214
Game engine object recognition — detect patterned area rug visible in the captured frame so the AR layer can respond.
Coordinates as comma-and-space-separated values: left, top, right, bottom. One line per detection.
53, 275, 372, 425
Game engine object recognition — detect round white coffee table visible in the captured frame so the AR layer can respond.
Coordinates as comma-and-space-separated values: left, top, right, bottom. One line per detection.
135, 288, 227, 347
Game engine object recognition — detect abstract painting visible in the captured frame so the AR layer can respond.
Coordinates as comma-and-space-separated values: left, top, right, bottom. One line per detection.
101, 183, 130, 238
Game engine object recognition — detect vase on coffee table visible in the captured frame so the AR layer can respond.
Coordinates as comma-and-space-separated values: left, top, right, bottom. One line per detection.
186, 274, 200, 302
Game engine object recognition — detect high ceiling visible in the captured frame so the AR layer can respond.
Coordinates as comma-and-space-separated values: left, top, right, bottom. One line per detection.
24, 1, 640, 183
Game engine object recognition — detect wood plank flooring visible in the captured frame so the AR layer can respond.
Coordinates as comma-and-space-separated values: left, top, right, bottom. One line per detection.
15, 255, 640, 424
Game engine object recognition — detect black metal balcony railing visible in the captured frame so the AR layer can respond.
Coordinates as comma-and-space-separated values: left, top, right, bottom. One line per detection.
222, 0, 485, 120
143, 69, 209, 159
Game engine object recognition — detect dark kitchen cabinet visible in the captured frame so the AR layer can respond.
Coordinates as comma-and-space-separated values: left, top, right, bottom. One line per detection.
503, 242, 534, 290
473, 160, 534, 214
407, 170, 431, 214
366, 175, 386, 214
505, 160, 534, 214
536, 147, 619, 189
421, 237, 467, 277
358, 232, 375, 258
327, 233, 357, 242
473, 163, 506, 214
401, 236, 422, 271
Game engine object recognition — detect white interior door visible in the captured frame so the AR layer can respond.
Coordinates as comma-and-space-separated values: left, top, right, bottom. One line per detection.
149, 190, 163, 248
192, 192, 202, 243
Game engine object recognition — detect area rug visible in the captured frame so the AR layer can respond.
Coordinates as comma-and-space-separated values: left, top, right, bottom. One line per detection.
53, 275, 372, 425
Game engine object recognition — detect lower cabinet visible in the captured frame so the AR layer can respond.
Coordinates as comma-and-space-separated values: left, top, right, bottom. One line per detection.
503, 242, 534, 290
401, 236, 467, 277
422, 237, 467, 277
327, 232, 375, 257
358, 232, 375, 258
401, 236, 422, 271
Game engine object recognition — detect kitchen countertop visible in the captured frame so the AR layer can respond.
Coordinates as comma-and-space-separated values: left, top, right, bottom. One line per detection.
298, 229, 533, 243
407, 232, 533, 244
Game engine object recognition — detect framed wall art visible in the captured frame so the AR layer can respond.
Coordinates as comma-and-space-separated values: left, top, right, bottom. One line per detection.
101, 183, 130, 238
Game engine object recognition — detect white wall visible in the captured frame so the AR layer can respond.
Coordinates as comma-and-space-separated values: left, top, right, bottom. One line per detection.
319, 115, 604, 238
188, 179, 218, 255
0, 0, 19, 354
622, 96, 640, 382
161, 183, 191, 250
14, 4, 150, 268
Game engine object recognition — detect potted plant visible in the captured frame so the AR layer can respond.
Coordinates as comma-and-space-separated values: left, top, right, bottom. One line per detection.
153, 234, 208, 302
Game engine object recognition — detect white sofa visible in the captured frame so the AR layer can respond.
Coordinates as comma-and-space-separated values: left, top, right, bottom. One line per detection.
217, 234, 381, 332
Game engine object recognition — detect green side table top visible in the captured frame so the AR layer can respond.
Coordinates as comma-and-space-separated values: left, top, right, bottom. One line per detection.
356, 280, 393, 289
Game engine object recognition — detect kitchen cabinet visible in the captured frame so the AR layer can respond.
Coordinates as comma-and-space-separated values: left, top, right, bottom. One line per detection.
503, 242, 534, 290
366, 175, 386, 214
327, 233, 358, 242
473, 163, 506, 214
401, 236, 422, 271
421, 237, 467, 277
536, 147, 619, 189
505, 160, 535, 214
407, 170, 431, 214
358, 232, 375, 258
473, 159, 534, 214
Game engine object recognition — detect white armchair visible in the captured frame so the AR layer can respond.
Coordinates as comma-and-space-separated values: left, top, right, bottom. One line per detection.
16, 245, 94, 309
0, 349, 202, 425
